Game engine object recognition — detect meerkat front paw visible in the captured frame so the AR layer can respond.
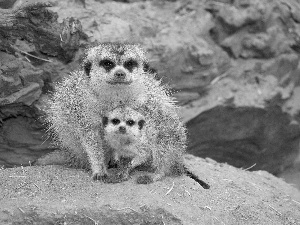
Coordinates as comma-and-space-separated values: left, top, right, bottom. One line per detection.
136, 172, 165, 184
103, 169, 130, 183
92, 172, 108, 181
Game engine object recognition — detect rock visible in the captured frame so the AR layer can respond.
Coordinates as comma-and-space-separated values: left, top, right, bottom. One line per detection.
0, 116, 55, 167
284, 0, 300, 23
0, 155, 299, 224
0, 52, 45, 106
0, 82, 41, 106
0, 0, 16, 8
283, 86, 300, 117
188, 42, 214, 66
261, 53, 299, 80
0, 37, 78, 168
208, 0, 298, 58
214, 2, 264, 28
0, 53, 23, 97
180, 74, 292, 123
186, 106, 300, 174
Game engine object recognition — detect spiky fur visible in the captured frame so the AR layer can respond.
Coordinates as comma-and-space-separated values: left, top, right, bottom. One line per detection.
102, 106, 150, 182
38, 42, 187, 182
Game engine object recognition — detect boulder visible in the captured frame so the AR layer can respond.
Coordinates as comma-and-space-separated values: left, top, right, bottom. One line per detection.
187, 106, 300, 174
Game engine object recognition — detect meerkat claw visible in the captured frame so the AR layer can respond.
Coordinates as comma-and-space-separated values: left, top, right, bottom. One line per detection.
92, 172, 108, 181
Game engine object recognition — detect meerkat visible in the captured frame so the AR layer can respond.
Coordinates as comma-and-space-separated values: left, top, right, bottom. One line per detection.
102, 106, 149, 182
37, 42, 187, 182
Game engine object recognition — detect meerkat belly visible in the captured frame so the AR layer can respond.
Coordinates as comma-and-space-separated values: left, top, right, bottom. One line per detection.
106, 133, 141, 157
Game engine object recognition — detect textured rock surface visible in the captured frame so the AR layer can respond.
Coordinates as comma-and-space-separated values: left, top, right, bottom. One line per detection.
187, 106, 300, 174
0, 51, 43, 106
1, 155, 299, 225
0, 116, 55, 167
0, 48, 71, 167
207, 0, 298, 58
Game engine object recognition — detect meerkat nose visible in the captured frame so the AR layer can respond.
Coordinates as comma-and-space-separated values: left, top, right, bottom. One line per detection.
119, 126, 126, 133
114, 70, 126, 79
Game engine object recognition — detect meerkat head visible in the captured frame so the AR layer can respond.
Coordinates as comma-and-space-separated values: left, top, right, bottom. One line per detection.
102, 106, 146, 138
82, 43, 151, 87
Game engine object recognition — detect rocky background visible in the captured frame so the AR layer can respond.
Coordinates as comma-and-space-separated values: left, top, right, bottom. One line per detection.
0, 0, 300, 189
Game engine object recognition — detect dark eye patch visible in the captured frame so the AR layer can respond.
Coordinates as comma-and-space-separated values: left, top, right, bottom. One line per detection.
138, 120, 145, 130
102, 117, 108, 127
124, 59, 138, 72
126, 120, 135, 126
112, 118, 120, 125
99, 59, 115, 71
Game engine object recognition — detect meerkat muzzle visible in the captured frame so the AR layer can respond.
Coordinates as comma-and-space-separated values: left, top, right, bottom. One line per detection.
114, 70, 126, 79
119, 126, 126, 134
107, 71, 133, 85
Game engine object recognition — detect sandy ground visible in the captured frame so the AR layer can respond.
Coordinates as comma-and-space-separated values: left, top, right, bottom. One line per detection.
0, 155, 300, 225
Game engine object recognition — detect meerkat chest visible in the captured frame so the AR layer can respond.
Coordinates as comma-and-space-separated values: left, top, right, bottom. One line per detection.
108, 137, 141, 158
105, 132, 147, 157
92, 85, 148, 109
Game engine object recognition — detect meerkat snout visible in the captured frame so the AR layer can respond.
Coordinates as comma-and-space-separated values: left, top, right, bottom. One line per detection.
114, 69, 126, 79
107, 66, 132, 85
119, 126, 126, 133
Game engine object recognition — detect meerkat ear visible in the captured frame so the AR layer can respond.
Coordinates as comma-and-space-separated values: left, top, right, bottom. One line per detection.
143, 62, 150, 72
102, 117, 108, 127
83, 60, 92, 77
138, 120, 145, 130
79, 48, 93, 77
143, 62, 159, 80
143, 62, 156, 73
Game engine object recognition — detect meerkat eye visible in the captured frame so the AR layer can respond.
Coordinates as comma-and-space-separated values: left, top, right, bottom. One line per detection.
126, 120, 135, 126
99, 59, 115, 71
111, 118, 120, 125
124, 59, 138, 72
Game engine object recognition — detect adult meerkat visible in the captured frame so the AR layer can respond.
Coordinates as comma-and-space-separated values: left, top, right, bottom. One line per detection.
38, 42, 187, 182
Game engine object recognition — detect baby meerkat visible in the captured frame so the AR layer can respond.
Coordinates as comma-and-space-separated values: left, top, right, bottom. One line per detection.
102, 106, 149, 182
37, 42, 187, 183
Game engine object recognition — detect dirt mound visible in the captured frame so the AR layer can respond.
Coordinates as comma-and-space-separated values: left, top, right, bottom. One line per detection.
1, 155, 299, 225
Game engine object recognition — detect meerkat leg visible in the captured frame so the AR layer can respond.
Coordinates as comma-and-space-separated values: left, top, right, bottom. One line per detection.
126, 155, 148, 175
104, 157, 130, 183
136, 145, 172, 184
136, 160, 167, 184
136, 169, 166, 184
81, 131, 108, 181
117, 152, 149, 181
113, 152, 120, 164
105, 153, 148, 183
129, 154, 148, 171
